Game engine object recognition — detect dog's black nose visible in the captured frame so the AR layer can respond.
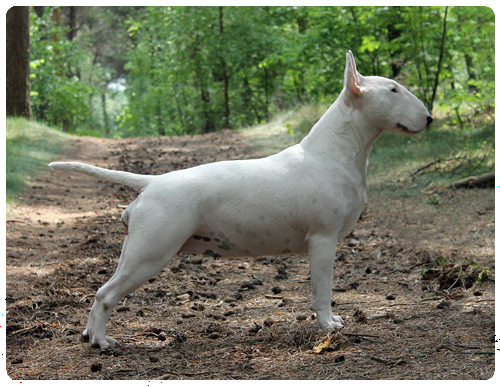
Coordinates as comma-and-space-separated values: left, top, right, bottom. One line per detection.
426, 116, 433, 127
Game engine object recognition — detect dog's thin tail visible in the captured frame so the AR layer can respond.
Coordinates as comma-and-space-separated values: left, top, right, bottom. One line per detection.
48, 162, 153, 192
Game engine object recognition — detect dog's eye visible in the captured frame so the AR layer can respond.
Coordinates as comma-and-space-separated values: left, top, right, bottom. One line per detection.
391, 87, 398, 93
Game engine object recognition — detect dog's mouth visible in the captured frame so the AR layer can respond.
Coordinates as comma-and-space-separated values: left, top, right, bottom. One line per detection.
397, 122, 409, 131
397, 122, 418, 135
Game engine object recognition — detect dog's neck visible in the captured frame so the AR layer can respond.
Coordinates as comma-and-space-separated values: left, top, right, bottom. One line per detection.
300, 91, 382, 187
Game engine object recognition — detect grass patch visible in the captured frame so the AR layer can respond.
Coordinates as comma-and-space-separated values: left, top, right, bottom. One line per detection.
368, 123, 494, 195
6, 118, 72, 207
239, 103, 328, 156
283, 103, 329, 140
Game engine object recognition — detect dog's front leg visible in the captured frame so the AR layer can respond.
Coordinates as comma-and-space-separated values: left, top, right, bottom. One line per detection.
308, 233, 344, 331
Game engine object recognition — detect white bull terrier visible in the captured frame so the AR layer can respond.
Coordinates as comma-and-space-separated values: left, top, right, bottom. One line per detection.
49, 51, 432, 349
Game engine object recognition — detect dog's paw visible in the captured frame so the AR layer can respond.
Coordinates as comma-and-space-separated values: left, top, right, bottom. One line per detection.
92, 335, 118, 349
322, 321, 344, 331
96, 336, 118, 349
317, 314, 344, 331
82, 329, 118, 349
332, 314, 344, 325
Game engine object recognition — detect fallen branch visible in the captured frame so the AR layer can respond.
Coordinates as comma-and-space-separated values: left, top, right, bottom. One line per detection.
408, 159, 443, 177
448, 172, 495, 189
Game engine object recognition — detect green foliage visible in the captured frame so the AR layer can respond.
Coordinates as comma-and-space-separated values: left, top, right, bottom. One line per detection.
29, 7, 131, 135
28, 6, 494, 138
6, 118, 71, 205
436, 256, 451, 266
120, 7, 285, 136
29, 9, 94, 131
476, 269, 490, 286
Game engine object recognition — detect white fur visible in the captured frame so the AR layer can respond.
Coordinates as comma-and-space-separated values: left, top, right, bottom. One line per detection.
49, 51, 432, 349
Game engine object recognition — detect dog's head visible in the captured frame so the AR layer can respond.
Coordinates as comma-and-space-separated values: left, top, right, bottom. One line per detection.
343, 50, 432, 135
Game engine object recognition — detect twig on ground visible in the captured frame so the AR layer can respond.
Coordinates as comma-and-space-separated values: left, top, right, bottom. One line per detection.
408, 159, 442, 178
343, 333, 380, 338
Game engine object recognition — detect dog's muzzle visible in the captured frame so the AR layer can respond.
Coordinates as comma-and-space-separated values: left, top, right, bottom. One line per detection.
397, 115, 433, 133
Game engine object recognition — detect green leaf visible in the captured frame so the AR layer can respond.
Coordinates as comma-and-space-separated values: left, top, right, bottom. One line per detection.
360, 35, 381, 53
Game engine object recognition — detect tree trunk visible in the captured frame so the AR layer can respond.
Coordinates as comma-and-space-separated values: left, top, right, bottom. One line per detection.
263, 66, 269, 121
429, 6, 448, 113
6, 6, 32, 119
67, 6, 77, 41
101, 93, 110, 135
33, 6, 44, 18
219, 6, 230, 129
174, 85, 186, 133
52, 7, 61, 47
156, 100, 165, 136
386, 7, 404, 78
464, 54, 478, 92
200, 84, 215, 133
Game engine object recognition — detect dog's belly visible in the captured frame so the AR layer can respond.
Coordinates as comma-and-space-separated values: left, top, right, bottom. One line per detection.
178, 217, 308, 259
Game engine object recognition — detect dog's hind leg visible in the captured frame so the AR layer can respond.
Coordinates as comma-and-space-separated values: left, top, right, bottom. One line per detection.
83, 217, 190, 349
307, 233, 344, 331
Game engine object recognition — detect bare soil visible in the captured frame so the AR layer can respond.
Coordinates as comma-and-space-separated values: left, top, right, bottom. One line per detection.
6, 130, 495, 380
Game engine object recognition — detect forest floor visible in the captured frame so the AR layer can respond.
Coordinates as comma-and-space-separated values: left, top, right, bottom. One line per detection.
5, 129, 495, 380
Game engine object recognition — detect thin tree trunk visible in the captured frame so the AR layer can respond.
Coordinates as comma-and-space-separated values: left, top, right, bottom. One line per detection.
101, 93, 110, 135
387, 7, 404, 78
156, 100, 165, 136
6, 6, 32, 119
264, 66, 269, 121
430, 6, 448, 113
67, 6, 77, 41
174, 85, 186, 133
219, 6, 230, 128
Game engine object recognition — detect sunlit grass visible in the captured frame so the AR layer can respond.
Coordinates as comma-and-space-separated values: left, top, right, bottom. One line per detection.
368, 123, 494, 195
6, 118, 72, 206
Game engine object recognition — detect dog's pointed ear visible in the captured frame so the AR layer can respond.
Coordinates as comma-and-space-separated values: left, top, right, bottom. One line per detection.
344, 50, 362, 98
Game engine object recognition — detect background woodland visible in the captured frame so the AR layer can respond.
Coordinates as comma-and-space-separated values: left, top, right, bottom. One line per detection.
7, 6, 495, 137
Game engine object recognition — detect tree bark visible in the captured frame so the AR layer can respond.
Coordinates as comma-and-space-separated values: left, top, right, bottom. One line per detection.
386, 7, 404, 78
67, 6, 77, 41
219, 6, 230, 129
429, 6, 448, 113
101, 93, 110, 135
33, 6, 44, 18
6, 6, 32, 119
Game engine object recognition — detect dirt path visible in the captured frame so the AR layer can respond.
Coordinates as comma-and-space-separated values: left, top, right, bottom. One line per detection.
6, 131, 495, 380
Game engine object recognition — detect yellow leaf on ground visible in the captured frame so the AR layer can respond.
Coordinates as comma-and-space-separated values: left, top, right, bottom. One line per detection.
313, 335, 331, 354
